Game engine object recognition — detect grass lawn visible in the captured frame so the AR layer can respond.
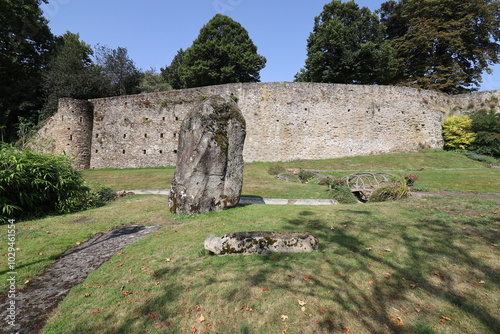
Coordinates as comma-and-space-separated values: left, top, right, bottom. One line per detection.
1, 150, 499, 333
82, 150, 500, 196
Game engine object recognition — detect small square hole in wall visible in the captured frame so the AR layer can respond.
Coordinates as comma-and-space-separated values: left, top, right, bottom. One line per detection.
122, 150, 125, 154
96, 133, 99, 138
143, 150, 147, 154
80, 117, 83, 122
160, 133, 164, 138
175, 117, 179, 121
162, 117, 166, 121
173, 150, 178, 154
123, 134, 126, 138
95, 149, 98, 153
159, 150, 163, 154
173, 133, 177, 138
144, 134, 148, 138
69, 134, 73, 140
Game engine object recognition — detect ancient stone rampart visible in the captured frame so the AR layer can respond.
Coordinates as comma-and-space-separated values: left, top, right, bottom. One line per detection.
28, 82, 500, 170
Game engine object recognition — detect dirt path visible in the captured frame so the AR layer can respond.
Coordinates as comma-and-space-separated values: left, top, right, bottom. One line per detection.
1, 224, 161, 334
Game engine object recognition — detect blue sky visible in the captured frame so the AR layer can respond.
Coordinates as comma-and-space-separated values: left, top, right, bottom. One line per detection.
41, 0, 499, 91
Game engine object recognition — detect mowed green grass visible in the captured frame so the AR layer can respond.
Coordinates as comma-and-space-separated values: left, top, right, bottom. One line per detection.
82, 150, 500, 196
1, 150, 499, 333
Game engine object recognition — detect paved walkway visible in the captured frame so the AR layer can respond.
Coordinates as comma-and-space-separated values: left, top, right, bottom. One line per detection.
126, 189, 340, 205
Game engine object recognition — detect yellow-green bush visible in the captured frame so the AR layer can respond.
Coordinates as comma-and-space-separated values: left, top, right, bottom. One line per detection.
442, 115, 476, 150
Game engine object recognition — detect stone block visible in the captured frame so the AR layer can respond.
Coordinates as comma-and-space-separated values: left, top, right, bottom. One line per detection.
204, 231, 319, 255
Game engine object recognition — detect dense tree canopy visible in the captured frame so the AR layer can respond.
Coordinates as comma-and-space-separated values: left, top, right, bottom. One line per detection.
162, 14, 266, 89
380, 0, 500, 94
94, 45, 141, 96
295, 0, 397, 85
0, 0, 54, 140
41, 32, 100, 120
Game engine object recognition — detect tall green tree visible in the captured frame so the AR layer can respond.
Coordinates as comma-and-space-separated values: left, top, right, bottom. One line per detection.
138, 68, 171, 93
41, 32, 100, 120
0, 0, 54, 141
95, 45, 141, 96
161, 48, 187, 89
164, 14, 266, 89
295, 0, 397, 85
380, 0, 500, 94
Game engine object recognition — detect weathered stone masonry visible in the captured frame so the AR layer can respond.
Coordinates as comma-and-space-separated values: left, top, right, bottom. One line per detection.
28, 82, 500, 170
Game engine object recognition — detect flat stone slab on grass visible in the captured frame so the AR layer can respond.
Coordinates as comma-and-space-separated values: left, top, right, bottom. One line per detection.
204, 231, 319, 255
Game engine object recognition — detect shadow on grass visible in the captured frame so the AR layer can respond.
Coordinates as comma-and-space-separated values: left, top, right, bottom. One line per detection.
57, 203, 499, 334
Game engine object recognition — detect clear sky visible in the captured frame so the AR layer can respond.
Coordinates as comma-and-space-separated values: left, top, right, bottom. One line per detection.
41, 0, 499, 91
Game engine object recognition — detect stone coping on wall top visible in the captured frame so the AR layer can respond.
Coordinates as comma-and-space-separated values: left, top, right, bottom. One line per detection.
85, 81, 500, 103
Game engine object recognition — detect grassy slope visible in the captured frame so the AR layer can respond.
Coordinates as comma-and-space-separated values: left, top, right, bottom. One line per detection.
82, 150, 500, 195
1, 151, 499, 333
26, 196, 500, 334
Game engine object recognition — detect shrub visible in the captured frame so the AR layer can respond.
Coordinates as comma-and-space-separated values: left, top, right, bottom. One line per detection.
267, 163, 286, 176
0, 144, 114, 221
403, 174, 419, 187
327, 178, 358, 204
442, 115, 476, 150
369, 181, 410, 202
468, 109, 500, 157
298, 170, 316, 183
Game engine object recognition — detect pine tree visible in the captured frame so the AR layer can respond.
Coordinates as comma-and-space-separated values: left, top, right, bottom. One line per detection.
163, 14, 266, 89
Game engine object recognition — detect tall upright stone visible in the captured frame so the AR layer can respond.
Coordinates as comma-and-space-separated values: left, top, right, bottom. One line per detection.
169, 96, 246, 214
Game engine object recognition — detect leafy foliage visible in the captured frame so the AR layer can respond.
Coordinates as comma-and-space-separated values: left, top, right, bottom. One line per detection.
442, 115, 476, 150
298, 170, 316, 183
468, 108, 500, 156
41, 32, 101, 120
0, 0, 54, 140
162, 14, 266, 89
295, 0, 397, 84
326, 177, 359, 204
380, 0, 500, 93
267, 163, 286, 176
137, 68, 171, 93
0, 144, 114, 221
369, 180, 409, 202
94, 45, 141, 96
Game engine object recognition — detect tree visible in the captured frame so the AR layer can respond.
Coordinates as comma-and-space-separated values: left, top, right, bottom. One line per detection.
442, 115, 476, 150
295, 0, 397, 84
0, 0, 54, 141
138, 68, 171, 93
380, 0, 500, 94
95, 45, 141, 96
469, 108, 500, 156
164, 14, 266, 89
41, 32, 100, 120
161, 49, 187, 89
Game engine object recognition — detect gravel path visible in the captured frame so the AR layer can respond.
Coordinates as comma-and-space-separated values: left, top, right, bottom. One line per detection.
1, 224, 161, 334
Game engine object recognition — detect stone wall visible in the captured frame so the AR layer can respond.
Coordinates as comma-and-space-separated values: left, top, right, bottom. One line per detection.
27, 98, 93, 170
28, 82, 500, 170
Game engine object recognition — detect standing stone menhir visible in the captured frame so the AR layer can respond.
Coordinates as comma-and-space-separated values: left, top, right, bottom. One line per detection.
169, 96, 246, 214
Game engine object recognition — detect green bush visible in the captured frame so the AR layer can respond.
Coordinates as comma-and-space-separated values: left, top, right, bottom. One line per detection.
468, 109, 500, 157
0, 144, 114, 221
327, 178, 358, 204
298, 169, 316, 183
369, 181, 410, 203
267, 163, 286, 176
442, 115, 476, 150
